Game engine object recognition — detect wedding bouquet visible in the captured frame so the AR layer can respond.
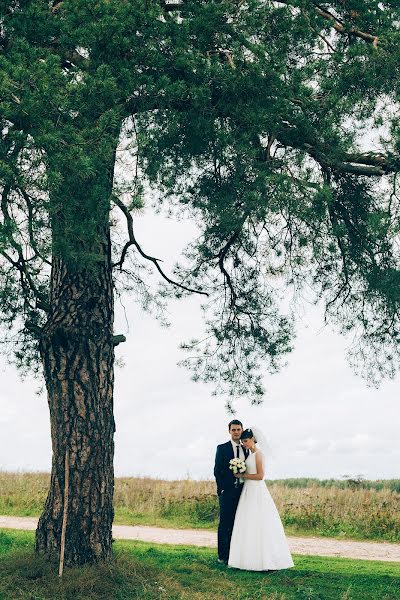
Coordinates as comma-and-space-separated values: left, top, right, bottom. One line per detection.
229, 458, 246, 475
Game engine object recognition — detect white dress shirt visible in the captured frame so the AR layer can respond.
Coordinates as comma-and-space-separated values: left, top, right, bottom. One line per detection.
231, 440, 245, 461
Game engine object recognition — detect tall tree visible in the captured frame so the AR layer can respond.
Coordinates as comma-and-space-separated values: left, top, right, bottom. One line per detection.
1, 0, 399, 565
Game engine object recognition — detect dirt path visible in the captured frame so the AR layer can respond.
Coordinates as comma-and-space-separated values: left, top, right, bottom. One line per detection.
1, 515, 399, 563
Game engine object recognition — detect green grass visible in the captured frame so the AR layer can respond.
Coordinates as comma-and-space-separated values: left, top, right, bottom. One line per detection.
0, 529, 399, 600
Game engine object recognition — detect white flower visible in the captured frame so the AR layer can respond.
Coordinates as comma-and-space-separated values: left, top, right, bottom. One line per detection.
229, 457, 246, 476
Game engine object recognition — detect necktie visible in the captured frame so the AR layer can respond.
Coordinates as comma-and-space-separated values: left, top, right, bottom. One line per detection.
236, 445, 240, 458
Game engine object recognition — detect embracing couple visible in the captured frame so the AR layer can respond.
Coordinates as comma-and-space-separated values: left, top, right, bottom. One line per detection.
214, 419, 294, 571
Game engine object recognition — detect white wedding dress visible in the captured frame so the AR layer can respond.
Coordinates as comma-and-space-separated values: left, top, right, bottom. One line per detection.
228, 450, 294, 571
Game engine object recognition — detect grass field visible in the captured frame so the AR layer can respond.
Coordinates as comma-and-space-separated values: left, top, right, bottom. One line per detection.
0, 530, 399, 600
1, 472, 399, 543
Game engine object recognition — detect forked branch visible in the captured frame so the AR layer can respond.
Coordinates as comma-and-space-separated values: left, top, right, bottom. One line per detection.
113, 197, 208, 296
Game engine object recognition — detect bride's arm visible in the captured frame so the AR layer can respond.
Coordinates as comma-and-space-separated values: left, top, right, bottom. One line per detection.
235, 452, 264, 481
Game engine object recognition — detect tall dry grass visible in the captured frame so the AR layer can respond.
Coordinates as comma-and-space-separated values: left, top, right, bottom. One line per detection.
0, 472, 49, 516
268, 482, 400, 541
1, 472, 399, 541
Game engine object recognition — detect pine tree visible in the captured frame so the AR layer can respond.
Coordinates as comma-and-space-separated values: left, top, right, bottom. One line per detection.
1, 0, 399, 565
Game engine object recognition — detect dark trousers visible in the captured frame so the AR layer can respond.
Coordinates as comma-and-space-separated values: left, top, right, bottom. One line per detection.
217, 487, 242, 562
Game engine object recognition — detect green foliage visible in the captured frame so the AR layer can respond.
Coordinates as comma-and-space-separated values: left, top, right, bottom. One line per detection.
1, 0, 400, 399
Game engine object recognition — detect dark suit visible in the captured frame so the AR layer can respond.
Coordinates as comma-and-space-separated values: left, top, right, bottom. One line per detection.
214, 441, 248, 562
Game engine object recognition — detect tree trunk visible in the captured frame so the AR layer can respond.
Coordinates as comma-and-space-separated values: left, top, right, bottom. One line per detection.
35, 226, 115, 566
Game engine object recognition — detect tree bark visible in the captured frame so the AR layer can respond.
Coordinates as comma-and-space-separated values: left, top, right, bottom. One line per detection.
35, 223, 115, 566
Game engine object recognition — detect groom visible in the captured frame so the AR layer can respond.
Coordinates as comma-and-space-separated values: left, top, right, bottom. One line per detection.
214, 419, 249, 564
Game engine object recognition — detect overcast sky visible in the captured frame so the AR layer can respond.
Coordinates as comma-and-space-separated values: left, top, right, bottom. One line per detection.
0, 209, 399, 481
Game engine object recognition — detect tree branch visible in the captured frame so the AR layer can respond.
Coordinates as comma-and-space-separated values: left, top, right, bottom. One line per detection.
19, 188, 52, 267
113, 197, 208, 296
113, 334, 126, 346
164, 1, 380, 48
333, 163, 387, 176
313, 3, 379, 48
25, 321, 44, 337
326, 204, 351, 313
301, 144, 397, 177
275, 1, 379, 47
161, 1, 185, 12
1, 186, 50, 310
0, 249, 49, 311
218, 230, 241, 308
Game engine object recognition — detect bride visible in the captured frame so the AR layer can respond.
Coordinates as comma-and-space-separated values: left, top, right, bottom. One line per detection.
228, 427, 294, 571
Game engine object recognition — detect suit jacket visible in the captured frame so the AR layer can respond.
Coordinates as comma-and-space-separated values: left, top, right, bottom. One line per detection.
214, 441, 249, 496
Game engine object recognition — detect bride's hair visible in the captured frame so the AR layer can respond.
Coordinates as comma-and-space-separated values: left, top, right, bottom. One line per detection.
240, 428, 257, 443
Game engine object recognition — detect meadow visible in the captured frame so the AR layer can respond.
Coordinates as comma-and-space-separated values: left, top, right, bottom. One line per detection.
1, 472, 399, 543
0, 530, 399, 600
